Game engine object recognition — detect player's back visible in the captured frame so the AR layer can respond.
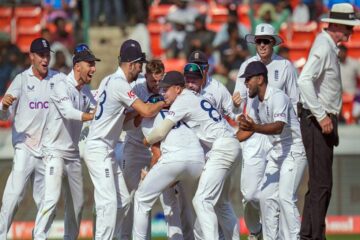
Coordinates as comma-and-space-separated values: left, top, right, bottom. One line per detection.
167, 89, 234, 148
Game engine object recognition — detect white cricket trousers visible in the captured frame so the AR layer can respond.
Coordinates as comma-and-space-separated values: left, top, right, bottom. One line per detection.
259, 149, 307, 240
133, 158, 204, 240
33, 155, 84, 240
0, 144, 45, 239
192, 137, 241, 240
240, 134, 269, 235
84, 145, 130, 240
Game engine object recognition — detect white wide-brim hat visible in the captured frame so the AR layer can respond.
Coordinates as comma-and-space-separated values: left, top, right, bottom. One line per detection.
321, 3, 360, 26
245, 23, 283, 46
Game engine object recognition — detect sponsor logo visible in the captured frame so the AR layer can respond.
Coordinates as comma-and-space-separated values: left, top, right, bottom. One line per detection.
55, 96, 70, 103
105, 168, 110, 178
27, 85, 35, 91
274, 113, 286, 118
127, 90, 136, 99
274, 70, 279, 81
29, 101, 49, 109
167, 111, 175, 116
50, 83, 54, 90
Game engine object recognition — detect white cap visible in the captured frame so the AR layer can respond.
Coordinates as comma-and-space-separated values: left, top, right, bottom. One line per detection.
245, 23, 283, 46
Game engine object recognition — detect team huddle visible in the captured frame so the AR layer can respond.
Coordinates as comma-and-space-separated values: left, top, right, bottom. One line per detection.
0, 3, 359, 240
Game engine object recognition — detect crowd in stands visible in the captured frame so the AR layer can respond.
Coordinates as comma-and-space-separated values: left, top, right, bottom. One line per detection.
1, 0, 360, 124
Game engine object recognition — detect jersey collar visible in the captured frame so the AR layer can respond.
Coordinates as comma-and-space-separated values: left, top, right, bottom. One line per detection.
263, 86, 272, 101
115, 67, 128, 82
66, 70, 81, 90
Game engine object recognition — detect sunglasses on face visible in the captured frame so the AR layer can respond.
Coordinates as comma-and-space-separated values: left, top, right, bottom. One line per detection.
184, 63, 204, 77
255, 38, 272, 45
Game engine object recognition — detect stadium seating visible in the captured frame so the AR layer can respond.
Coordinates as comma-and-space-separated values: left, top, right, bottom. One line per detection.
0, 6, 13, 34
162, 58, 186, 72
148, 22, 166, 58
342, 93, 355, 124
148, 4, 173, 23
208, 4, 228, 23
14, 6, 43, 28
284, 41, 311, 63
16, 24, 42, 52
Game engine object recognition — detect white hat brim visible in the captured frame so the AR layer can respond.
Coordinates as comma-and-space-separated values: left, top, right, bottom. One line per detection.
245, 34, 283, 46
321, 18, 360, 26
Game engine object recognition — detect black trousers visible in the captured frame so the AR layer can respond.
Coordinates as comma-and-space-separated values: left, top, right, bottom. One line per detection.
299, 108, 339, 240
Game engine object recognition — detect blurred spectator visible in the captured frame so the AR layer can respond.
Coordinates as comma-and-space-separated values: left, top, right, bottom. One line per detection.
43, 0, 77, 22
124, 0, 149, 25
161, 19, 187, 58
278, 45, 290, 59
42, 28, 73, 69
338, 44, 360, 95
182, 14, 216, 59
90, 0, 126, 26
216, 23, 249, 80
52, 50, 71, 74
353, 91, 360, 124
249, 2, 290, 34
128, 16, 151, 59
213, 3, 249, 48
52, 17, 75, 51
166, 0, 199, 31
292, 0, 310, 24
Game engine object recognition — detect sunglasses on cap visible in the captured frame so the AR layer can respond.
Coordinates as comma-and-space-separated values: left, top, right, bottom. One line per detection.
255, 38, 273, 45
74, 44, 91, 54
184, 63, 204, 78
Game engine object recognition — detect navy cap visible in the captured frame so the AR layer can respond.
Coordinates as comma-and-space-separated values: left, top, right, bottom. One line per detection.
240, 61, 268, 79
189, 50, 208, 64
30, 38, 52, 53
119, 39, 147, 63
73, 47, 100, 65
159, 71, 185, 88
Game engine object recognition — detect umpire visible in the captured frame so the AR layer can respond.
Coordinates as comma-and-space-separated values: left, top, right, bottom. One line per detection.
297, 3, 360, 240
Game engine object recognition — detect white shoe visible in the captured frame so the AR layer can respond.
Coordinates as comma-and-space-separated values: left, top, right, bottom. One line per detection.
248, 231, 262, 240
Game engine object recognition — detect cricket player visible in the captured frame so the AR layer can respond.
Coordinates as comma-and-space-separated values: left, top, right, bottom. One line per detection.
233, 23, 299, 239
132, 71, 205, 240
33, 45, 100, 239
119, 60, 165, 240
84, 39, 165, 239
184, 50, 240, 240
237, 61, 306, 240
0, 38, 65, 239
142, 70, 241, 240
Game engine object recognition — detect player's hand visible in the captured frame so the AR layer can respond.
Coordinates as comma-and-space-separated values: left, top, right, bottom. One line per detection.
1, 94, 17, 110
140, 167, 148, 180
232, 92, 241, 108
319, 115, 333, 134
238, 114, 256, 131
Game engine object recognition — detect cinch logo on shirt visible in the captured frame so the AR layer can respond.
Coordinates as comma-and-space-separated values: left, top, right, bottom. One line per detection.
29, 101, 49, 109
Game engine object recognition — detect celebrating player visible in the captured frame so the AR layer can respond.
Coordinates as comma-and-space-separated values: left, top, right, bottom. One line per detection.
0, 38, 65, 239
33, 44, 100, 239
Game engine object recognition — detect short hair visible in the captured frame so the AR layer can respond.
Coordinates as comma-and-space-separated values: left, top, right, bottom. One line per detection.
262, 73, 268, 84
338, 44, 348, 52
146, 59, 165, 74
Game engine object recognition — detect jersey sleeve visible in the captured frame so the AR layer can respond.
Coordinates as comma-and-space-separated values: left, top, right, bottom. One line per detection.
51, 80, 83, 121
272, 91, 289, 124
218, 82, 237, 120
0, 73, 23, 119
113, 78, 138, 108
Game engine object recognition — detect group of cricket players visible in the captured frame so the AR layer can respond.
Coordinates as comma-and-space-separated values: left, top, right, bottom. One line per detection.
0, 22, 307, 240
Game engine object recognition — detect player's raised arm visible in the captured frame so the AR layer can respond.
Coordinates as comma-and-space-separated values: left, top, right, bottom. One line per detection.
131, 99, 166, 118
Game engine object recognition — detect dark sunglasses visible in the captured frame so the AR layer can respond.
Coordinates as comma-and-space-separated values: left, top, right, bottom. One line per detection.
184, 63, 204, 77
255, 38, 272, 45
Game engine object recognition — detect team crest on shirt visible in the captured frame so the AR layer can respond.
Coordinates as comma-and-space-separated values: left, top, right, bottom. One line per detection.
274, 70, 279, 81
83, 95, 87, 108
266, 106, 270, 117
50, 82, 54, 89
27, 85, 35, 91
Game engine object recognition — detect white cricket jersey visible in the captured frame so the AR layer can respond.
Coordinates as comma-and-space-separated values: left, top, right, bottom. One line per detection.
142, 110, 203, 162
86, 67, 138, 150
42, 70, 96, 159
201, 76, 237, 120
234, 54, 299, 113
0, 67, 65, 157
166, 89, 234, 148
248, 86, 303, 152
124, 77, 153, 147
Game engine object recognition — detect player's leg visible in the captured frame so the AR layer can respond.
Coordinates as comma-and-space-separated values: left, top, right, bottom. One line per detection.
159, 187, 182, 239
113, 160, 131, 239
215, 173, 240, 240
258, 154, 280, 240
278, 151, 307, 240
192, 138, 241, 240
33, 155, 64, 240
63, 160, 84, 240
32, 156, 46, 209
84, 148, 117, 240
0, 146, 37, 238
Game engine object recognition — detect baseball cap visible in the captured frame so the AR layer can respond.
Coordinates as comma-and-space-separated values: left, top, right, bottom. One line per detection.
189, 50, 208, 65
159, 71, 185, 88
119, 39, 147, 63
184, 63, 204, 79
73, 47, 100, 64
30, 38, 53, 53
240, 61, 268, 79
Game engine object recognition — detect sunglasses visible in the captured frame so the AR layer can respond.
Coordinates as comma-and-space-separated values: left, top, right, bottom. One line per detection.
255, 38, 273, 45
74, 44, 92, 54
184, 63, 204, 78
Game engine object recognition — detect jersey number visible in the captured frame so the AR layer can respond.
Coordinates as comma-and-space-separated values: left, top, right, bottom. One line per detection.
95, 90, 107, 120
200, 99, 222, 122
159, 110, 182, 129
